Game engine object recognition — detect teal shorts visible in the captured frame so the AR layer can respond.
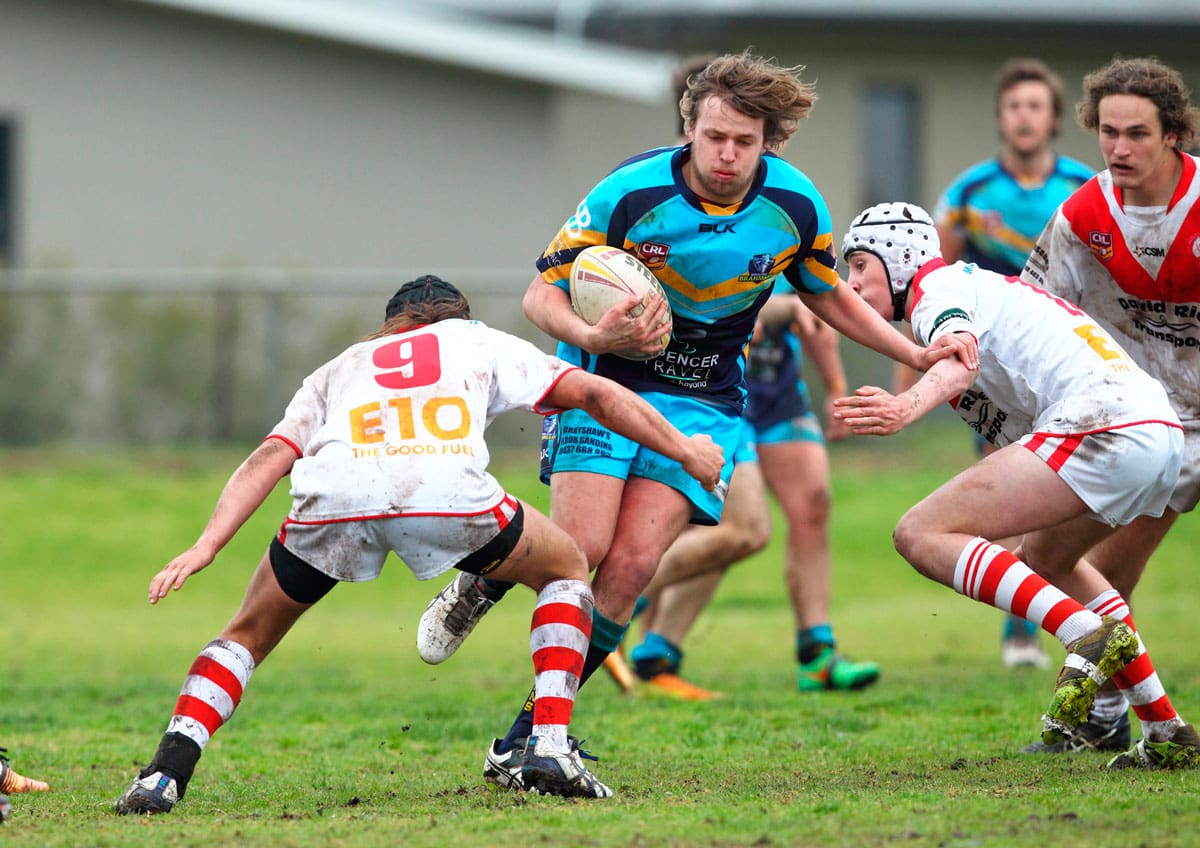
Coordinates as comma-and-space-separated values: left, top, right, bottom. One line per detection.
540, 392, 737, 525
753, 410, 825, 447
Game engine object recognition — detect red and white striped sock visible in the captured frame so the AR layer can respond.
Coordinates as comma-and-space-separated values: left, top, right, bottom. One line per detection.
530, 579, 593, 752
164, 639, 255, 750
1087, 590, 1183, 741
953, 538, 1101, 647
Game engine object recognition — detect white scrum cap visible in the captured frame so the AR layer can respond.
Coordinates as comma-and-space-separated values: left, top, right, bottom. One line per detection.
841, 202, 940, 296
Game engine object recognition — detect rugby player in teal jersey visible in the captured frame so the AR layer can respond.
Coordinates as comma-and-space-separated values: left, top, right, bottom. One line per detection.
417, 51, 976, 795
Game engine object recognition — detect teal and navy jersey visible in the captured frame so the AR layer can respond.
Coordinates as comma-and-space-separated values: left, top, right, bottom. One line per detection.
933, 155, 1093, 276
536, 144, 838, 413
744, 320, 808, 430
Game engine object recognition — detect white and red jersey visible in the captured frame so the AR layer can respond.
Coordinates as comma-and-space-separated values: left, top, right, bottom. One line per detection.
268, 318, 575, 522
1021, 151, 1200, 427
909, 259, 1180, 446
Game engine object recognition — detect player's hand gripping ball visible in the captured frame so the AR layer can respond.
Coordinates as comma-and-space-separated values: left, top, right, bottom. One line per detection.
570, 245, 672, 360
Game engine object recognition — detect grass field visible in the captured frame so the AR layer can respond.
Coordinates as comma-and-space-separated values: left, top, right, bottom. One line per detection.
2, 420, 1199, 847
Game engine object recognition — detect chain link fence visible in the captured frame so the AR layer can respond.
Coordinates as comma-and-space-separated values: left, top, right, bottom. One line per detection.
0, 268, 543, 448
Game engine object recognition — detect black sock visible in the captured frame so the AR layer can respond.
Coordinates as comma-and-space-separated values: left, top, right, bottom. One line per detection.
478, 577, 514, 601
145, 732, 202, 798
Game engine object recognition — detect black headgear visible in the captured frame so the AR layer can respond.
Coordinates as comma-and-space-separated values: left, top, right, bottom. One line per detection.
385, 274, 467, 319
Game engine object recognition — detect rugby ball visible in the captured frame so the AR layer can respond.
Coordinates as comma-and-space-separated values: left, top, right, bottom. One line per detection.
569, 245, 672, 360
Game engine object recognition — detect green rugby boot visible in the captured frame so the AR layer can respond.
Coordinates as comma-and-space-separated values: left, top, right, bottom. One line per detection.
1041, 616, 1138, 746
1107, 723, 1200, 770
798, 646, 880, 692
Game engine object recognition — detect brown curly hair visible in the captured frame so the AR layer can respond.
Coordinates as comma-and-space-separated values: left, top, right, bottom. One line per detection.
1077, 56, 1199, 148
679, 50, 817, 152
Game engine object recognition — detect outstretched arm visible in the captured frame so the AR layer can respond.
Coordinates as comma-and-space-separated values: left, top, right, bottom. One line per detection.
800, 284, 978, 372
831, 355, 977, 436
545, 369, 724, 489
148, 437, 298, 603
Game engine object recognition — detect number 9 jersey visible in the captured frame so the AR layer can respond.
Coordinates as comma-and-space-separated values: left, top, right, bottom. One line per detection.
267, 319, 575, 522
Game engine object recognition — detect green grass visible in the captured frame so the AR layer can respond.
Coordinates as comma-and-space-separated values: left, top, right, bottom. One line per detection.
2, 422, 1199, 847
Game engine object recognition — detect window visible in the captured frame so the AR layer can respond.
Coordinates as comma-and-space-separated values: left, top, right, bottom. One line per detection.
859, 85, 919, 207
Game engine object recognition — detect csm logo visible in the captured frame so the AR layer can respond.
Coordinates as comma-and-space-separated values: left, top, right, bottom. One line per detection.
699, 223, 736, 233
1133, 244, 1166, 258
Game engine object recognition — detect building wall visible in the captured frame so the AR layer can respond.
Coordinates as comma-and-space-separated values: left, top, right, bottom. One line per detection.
0, 0, 668, 274
3, 1, 1200, 444
7, 2, 1198, 273
725, 29, 1200, 232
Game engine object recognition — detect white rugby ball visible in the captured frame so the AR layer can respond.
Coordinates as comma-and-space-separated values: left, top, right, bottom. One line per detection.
569, 245, 672, 360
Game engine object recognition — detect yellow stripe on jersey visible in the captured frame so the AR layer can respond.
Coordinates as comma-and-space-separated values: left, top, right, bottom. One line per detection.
962, 208, 1037, 254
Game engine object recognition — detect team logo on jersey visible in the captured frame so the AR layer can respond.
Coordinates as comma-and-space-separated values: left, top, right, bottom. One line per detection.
638, 241, 671, 270
1192, 236, 1200, 259
1088, 230, 1114, 262
739, 253, 776, 282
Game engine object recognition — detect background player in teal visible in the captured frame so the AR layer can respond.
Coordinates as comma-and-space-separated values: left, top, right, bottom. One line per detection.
921, 58, 1095, 668
415, 51, 976, 794
933, 58, 1094, 277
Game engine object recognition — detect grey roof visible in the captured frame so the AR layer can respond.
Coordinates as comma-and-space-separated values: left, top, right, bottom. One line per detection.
120, 0, 1200, 104
434, 0, 1200, 25
122, 0, 681, 103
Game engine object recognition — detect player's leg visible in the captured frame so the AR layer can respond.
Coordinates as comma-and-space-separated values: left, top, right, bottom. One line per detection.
630, 459, 770, 697
1084, 511, 1179, 601
477, 504, 611, 797
0, 749, 50, 795
757, 435, 879, 692
416, 413, 625, 666
487, 395, 738, 784
1051, 429, 1195, 756
114, 542, 326, 814
493, 475, 695, 757
1020, 517, 1177, 755
895, 446, 1143, 732
967, 440, 1051, 669
632, 571, 723, 698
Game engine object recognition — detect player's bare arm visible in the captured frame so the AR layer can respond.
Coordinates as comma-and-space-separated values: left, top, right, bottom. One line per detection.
832, 355, 977, 436
148, 438, 297, 604
545, 370, 724, 490
917, 331, 979, 372
801, 283, 978, 373
522, 274, 669, 357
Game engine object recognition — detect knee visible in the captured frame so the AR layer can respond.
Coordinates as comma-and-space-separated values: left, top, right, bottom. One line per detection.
892, 512, 933, 578
784, 486, 831, 535
1019, 539, 1074, 581
726, 516, 771, 560
598, 548, 661, 594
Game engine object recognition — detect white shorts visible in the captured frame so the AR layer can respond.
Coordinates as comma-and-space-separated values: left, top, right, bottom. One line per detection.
277, 495, 521, 582
1019, 422, 1184, 527
1170, 418, 1200, 513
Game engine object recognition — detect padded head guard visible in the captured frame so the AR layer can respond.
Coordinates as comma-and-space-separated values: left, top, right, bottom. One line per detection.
385, 274, 470, 320
842, 202, 939, 320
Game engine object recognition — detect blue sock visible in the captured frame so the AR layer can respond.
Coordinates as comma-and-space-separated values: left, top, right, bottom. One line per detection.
797, 624, 834, 665
630, 632, 681, 666
1002, 614, 1038, 640
497, 609, 627, 753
